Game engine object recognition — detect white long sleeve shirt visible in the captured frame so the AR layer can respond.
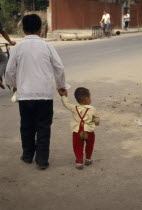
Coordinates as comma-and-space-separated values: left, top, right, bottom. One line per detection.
5, 35, 66, 100
124, 14, 130, 22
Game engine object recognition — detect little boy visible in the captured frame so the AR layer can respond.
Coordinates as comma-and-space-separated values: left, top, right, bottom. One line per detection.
60, 87, 100, 170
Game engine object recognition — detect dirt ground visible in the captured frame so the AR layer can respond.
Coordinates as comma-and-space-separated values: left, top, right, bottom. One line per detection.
0, 34, 142, 210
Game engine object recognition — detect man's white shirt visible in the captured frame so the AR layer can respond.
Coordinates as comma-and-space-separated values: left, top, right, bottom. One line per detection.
124, 14, 130, 22
102, 13, 110, 24
5, 35, 67, 100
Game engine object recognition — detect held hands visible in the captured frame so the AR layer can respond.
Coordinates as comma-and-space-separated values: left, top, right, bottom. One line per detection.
58, 89, 68, 97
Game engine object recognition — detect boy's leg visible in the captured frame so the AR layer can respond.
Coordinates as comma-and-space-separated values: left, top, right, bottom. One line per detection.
19, 101, 36, 162
85, 132, 95, 160
73, 132, 84, 164
35, 100, 53, 166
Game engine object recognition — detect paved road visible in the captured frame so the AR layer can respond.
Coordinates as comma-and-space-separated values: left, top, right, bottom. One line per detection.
56, 34, 142, 82
0, 34, 142, 210
1, 33, 142, 94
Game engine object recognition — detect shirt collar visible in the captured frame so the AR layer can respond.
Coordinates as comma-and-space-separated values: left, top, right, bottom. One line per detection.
24, 35, 41, 39
78, 104, 93, 108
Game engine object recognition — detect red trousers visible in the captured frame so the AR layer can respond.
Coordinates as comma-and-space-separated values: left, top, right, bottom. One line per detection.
73, 128, 95, 164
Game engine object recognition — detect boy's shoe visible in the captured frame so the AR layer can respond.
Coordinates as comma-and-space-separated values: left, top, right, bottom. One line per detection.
76, 163, 83, 170
85, 159, 93, 166
20, 156, 32, 164
37, 163, 49, 170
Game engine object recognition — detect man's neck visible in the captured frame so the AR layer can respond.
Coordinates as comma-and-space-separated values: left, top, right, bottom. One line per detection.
25, 30, 41, 37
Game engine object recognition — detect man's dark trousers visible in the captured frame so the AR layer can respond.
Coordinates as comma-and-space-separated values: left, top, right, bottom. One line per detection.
19, 100, 53, 165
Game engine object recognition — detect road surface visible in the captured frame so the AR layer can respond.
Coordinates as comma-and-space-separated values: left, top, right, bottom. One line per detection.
0, 33, 142, 210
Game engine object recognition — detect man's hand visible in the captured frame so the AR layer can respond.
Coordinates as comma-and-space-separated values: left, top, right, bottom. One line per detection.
58, 89, 68, 97
9, 41, 16, 46
1, 30, 16, 46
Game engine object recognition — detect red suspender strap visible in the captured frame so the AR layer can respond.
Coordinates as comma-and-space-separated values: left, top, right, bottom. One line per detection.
76, 106, 89, 126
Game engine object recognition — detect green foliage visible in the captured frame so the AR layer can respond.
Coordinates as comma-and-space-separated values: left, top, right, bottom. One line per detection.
0, 0, 19, 18
22, 0, 49, 11
0, 0, 19, 33
0, 0, 49, 33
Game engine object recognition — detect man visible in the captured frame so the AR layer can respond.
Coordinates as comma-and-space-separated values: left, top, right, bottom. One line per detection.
5, 14, 68, 170
100, 10, 111, 35
124, 12, 130, 31
0, 20, 16, 89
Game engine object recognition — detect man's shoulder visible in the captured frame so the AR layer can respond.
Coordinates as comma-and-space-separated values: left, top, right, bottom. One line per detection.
45, 41, 54, 49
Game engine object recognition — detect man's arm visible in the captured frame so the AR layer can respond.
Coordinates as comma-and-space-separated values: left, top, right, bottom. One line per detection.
48, 43, 66, 91
100, 15, 104, 23
5, 47, 17, 87
106, 14, 110, 24
1, 30, 16, 45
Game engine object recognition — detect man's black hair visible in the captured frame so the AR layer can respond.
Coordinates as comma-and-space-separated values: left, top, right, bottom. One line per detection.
22, 14, 42, 34
74, 87, 90, 104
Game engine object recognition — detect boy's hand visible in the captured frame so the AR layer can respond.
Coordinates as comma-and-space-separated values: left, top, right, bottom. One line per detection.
58, 89, 68, 97
95, 117, 100, 126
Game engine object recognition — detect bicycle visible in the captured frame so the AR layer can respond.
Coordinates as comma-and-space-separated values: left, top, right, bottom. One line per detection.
92, 25, 103, 39
0, 42, 11, 58
102, 24, 113, 38
92, 24, 114, 39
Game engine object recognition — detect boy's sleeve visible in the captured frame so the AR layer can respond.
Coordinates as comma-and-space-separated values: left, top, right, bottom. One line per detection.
61, 96, 75, 111
48, 44, 66, 90
5, 46, 17, 87
92, 108, 100, 126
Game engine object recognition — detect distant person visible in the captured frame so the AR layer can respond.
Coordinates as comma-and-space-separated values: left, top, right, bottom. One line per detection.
100, 10, 111, 34
5, 14, 68, 170
0, 20, 16, 89
124, 12, 130, 30
60, 87, 100, 170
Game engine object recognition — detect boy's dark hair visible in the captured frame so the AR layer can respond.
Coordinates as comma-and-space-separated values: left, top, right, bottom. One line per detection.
74, 87, 90, 104
22, 14, 42, 34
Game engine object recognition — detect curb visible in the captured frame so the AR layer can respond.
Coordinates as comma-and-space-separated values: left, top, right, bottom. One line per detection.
46, 29, 142, 41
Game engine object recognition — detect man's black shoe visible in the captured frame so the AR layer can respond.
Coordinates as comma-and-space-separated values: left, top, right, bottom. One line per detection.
38, 163, 49, 170
20, 156, 32, 164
